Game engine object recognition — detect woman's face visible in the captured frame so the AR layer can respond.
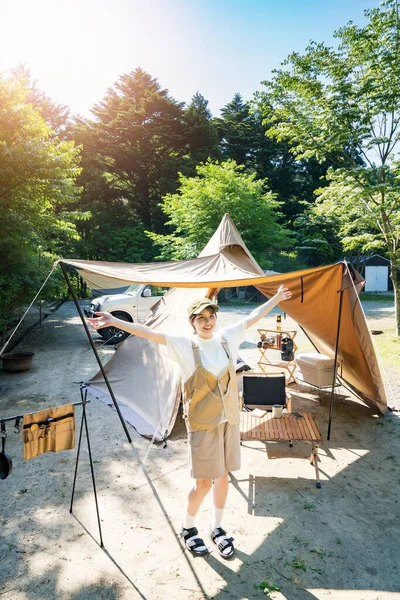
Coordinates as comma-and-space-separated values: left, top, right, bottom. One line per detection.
191, 308, 217, 339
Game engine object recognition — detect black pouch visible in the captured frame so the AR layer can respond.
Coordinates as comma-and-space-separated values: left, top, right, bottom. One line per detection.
281, 337, 294, 361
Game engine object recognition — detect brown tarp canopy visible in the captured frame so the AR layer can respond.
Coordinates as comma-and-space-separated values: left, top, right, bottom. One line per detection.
59, 214, 387, 439
254, 263, 386, 413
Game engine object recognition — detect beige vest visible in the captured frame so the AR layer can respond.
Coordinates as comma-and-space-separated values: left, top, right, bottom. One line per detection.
183, 337, 240, 432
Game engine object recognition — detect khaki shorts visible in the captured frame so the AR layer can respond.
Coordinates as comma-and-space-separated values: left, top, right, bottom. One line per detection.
188, 421, 241, 480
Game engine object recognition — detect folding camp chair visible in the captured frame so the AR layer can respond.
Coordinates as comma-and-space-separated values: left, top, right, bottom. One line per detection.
240, 372, 291, 412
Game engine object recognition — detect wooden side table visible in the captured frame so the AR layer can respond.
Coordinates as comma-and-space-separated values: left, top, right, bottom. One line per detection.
240, 411, 323, 488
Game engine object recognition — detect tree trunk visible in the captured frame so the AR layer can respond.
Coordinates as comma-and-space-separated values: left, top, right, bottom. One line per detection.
390, 257, 400, 337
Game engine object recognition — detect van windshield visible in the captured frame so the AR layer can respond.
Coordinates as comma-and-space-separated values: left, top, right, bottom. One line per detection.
125, 284, 142, 295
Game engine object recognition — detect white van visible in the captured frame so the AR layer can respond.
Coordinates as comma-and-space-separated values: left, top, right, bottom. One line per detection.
84, 284, 166, 343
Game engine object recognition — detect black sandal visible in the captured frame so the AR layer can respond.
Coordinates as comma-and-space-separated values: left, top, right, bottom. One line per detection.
180, 527, 209, 557
210, 527, 235, 559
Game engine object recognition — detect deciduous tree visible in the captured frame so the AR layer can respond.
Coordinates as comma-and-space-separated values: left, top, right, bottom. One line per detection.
0, 71, 81, 330
259, 0, 400, 334
147, 159, 292, 268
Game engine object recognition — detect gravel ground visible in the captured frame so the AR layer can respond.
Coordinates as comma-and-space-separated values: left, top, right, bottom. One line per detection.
0, 299, 399, 600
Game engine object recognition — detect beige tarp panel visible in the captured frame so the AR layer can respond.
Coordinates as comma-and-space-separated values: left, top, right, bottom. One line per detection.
59, 214, 387, 440
58, 247, 267, 290
57, 215, 266, 290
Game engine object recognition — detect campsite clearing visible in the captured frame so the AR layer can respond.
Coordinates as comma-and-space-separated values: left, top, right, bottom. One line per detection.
0, 299, 399, 600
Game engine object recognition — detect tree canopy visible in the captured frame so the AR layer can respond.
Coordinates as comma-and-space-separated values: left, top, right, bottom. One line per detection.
147, 159, 292, 267
257, 0, 400, 333
0, 70, 81, 332
183, 92, 221, 168
85, 68, 186, 229
4, 3, 400, 335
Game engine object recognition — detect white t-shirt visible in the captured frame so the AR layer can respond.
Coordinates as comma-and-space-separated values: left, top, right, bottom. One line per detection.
165, 320, 247, 383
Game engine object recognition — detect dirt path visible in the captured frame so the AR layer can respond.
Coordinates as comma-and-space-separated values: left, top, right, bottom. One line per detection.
0, 301, 399, 600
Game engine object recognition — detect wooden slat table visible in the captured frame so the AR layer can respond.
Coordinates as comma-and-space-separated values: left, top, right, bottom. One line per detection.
240, 411, 323, 488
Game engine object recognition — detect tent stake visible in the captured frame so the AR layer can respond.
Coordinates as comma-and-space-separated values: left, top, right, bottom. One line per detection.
327, 289, 344, 440
59, 262, 132, 444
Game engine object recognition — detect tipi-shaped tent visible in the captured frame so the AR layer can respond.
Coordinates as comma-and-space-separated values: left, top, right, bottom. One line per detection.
59, 214, 387, 441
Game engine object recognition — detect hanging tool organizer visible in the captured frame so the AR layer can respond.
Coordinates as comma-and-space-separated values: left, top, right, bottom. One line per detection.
0, 387, 104, 547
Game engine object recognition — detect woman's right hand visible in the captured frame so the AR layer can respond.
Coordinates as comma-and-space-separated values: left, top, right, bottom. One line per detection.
87, 310, 167, 346
86, 311, 114, 330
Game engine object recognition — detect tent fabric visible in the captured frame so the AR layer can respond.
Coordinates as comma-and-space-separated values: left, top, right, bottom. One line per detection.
82, 214, 265, 441
87, 334, 183, 440
88, 287, 210, 440
57, 247, 268, 289
59, 214, 387, 440
254, 264, 387, 414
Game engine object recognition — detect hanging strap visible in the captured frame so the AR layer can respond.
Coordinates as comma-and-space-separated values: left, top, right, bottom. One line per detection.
220, 336, 232, 363
191, 340, 203, 368
1, 421, 6, 454
191, 335, 232, 368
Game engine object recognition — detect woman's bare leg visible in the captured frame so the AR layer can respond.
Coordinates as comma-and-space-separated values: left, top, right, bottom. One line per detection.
186, 478, 213, 516
212, 472, 229, 509
182, 478, 213, 555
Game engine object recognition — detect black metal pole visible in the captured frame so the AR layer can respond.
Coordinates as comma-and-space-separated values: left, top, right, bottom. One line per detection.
0, 399, 90, 424
70, 399, 85, 513
81, 390, 104, 548
327, 289, 344, 440
59, 262, 132, 444
70, 389, 104, 547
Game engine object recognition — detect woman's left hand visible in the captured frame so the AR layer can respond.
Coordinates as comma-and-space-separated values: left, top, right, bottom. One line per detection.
277, 285, 292, 301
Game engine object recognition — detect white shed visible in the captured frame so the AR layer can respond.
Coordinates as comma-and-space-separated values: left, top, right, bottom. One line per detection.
361, 255, 392, 292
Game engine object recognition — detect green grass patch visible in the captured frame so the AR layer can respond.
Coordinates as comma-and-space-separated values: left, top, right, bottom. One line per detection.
370, 334, 400, 376
360, 293, 394, 302
258, 579, 280, 594
310, 548, 326, 558
218, 297, 261, 306
291, 556, 307, 571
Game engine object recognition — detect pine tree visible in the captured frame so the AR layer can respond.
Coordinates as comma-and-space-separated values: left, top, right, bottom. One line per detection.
183, 92, 221, 168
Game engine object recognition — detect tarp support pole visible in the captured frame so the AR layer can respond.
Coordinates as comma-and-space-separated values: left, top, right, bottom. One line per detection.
59, 262, 132, 444
327, 289, 344, 440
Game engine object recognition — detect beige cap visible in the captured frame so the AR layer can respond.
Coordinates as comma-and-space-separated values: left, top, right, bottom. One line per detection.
187, 298, 219, 318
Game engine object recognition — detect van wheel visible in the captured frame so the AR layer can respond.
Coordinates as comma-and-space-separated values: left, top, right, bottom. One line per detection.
99, 311, 133, 344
